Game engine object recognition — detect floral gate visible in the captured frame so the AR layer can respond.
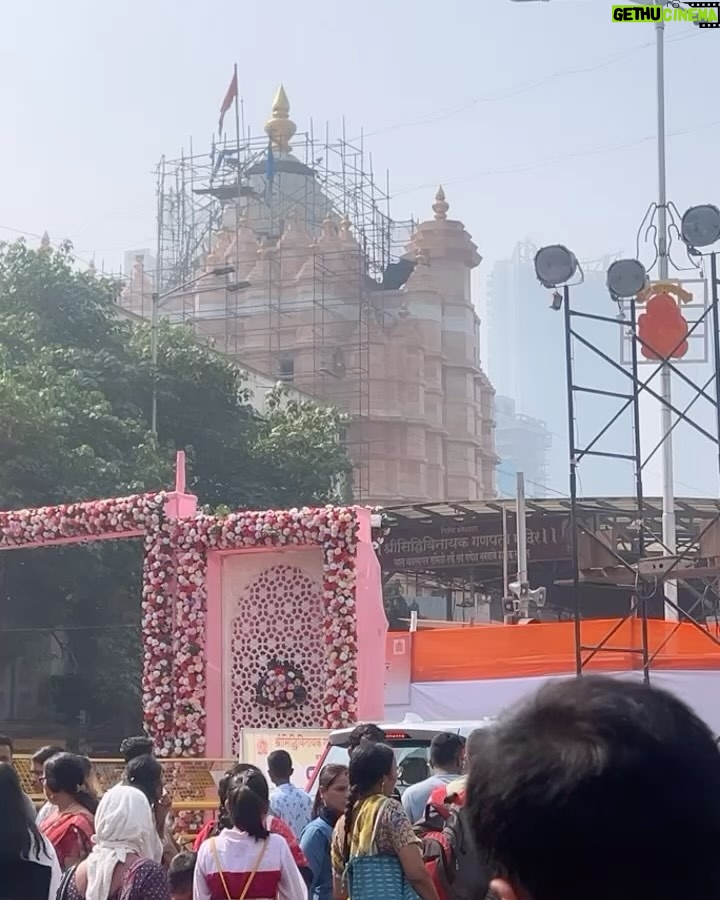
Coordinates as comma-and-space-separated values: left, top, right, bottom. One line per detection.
0, 453, 386, 759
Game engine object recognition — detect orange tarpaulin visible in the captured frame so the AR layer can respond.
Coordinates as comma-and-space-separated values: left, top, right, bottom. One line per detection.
406, 619, 720, 682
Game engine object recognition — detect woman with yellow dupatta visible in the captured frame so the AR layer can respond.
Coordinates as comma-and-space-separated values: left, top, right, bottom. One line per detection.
330, 743, 438, 900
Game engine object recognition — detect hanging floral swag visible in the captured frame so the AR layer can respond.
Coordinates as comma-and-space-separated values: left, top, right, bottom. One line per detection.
256, 658, 308, 710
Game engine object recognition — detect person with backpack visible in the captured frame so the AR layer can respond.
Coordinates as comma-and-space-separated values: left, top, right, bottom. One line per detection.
331, 742, 439, 900
402, 734, 466, 827
299, 764, 348, 900
419, 729, 491, 900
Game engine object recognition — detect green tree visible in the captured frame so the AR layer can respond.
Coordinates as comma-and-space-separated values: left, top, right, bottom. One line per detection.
0, 240, 352, 743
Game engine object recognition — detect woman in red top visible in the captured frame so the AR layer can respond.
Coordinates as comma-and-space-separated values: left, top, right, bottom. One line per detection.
194, 765, 310, 883
39, 753, 98, 870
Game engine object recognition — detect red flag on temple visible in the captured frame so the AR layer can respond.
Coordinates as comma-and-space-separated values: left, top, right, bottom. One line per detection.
218, 66, 238, 135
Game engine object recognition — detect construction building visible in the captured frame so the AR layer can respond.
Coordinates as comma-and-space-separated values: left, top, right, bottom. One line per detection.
120, 87, 497, 504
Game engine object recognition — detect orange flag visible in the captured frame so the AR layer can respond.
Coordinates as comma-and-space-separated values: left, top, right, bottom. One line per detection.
219, 67, 238, 135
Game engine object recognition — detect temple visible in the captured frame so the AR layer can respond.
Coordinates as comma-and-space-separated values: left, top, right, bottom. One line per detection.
120, 87, 497, 504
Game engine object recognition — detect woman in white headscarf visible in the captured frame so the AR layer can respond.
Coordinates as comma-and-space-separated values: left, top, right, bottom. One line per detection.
58, 785, 169, 900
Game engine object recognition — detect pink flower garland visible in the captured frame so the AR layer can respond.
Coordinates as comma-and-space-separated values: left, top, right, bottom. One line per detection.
167, 506, 359, 755
0, 494, 165, 547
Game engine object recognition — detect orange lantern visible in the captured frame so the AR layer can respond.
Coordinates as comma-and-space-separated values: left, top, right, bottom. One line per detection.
637, 291, 688, 360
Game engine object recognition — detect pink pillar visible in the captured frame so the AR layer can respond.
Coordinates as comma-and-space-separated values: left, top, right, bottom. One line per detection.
163, 451, 198, 520
353, 506, 388, 721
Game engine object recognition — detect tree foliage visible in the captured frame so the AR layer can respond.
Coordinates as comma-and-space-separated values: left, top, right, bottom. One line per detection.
0, 240, 352, 744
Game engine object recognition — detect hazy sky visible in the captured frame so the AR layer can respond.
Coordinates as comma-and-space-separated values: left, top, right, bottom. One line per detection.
1, 0, 714, 275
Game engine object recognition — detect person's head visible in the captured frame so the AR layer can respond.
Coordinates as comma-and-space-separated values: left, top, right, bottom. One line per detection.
464, 728, 487, 770
120, 735, 155, 764
92, 785, 159, 862
31, 745, 64, 790
267, 749, 293, 786
0, 763, 46, 862
0, 734, 13, 765
79, 755, 102, 800
213, 764, 261, 834
430, 732, 466, 774
467, 675, 720, 900
347, 723, 386, 753
169, 851, 197, 900
228, 767, 270, 809
312, 763, 349, 818
344, 742, 396, 864
43, 752, 98, 814
124, 754, 163, 807
227, 777, 270, 842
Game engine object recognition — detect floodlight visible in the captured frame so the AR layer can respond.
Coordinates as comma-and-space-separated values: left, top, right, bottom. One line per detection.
606, 258, 648, 299
681, 204, 720, 249
534, 245, 578, 288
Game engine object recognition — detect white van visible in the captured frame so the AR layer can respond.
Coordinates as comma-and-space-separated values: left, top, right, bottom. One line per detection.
305, 715, 493, 797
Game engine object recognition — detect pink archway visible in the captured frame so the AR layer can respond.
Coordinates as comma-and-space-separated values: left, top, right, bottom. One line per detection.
0, 453, 387, 757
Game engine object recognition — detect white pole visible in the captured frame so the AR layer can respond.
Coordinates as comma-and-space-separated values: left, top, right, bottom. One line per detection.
655, 10, 678, 621
502, 504, 509, 597
516, 472, 528, 589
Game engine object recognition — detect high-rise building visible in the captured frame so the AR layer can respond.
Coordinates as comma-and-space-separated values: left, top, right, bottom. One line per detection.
494, 395, 551, 497
483, 242, 627, 496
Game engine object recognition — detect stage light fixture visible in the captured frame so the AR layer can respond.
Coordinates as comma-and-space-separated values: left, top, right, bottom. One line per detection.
681, 204, 720, 249
534, 244, 578, 288
606, 258, 648, 299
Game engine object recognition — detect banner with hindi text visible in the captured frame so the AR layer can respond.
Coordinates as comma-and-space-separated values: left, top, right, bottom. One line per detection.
381, 515, 569, 571
240, 728, 331, 790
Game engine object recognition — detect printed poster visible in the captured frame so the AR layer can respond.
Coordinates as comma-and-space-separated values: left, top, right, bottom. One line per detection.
240, 728, 331, 789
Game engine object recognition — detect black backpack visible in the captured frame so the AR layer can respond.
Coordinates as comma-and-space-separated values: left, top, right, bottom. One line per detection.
430, 805, 491, 900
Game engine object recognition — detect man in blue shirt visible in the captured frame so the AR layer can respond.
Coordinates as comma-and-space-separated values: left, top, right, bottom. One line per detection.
268, 749, 313, 838
401, 732, 466, 825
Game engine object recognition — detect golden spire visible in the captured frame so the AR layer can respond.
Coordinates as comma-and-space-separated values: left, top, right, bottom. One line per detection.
40, 231, 51, 251
432, 186, 449, 221
264, 85, 296, 153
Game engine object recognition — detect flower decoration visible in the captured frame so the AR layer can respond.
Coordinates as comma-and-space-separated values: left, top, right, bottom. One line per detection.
256, 659, 308, 710
0, 492, 362, 758
0, 493, 165, 548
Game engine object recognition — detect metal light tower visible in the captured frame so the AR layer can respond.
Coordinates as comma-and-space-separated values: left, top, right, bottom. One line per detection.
508, 0, 681, 619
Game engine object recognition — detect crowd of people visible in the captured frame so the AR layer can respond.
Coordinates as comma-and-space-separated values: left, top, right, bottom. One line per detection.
2, 673, 720, 899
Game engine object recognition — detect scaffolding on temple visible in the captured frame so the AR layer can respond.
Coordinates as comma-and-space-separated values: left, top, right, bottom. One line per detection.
123, 89, 415, 501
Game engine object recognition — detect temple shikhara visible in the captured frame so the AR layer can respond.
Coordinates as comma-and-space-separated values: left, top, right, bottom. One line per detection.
120, 87, 497, 504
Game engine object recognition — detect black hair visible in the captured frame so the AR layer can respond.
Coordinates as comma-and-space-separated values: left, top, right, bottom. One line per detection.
43, 752, 98, 814
31, 745, 64, 766
343, 742, 395, 865
267, 749, 293, 780
467, 675, 720, 900
430, 732, 466, 770
124, 754, 163, 807
227, 781, 269, 841
169, 850, 197, 891
347, 723, 386, 752
0, 734, 13, 753
229, 767, 270, 806
0, 763, 47, 862
213, 764, 261, 835
312, 763, 348, 818
120, 735, 155, 764
464, 728, 487, 766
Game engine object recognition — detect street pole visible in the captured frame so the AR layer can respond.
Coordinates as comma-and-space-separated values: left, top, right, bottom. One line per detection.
654, 10, 678, 621
151, 289, 160, 436
516, 472, 529, 618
